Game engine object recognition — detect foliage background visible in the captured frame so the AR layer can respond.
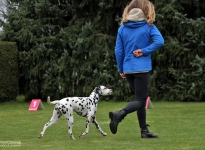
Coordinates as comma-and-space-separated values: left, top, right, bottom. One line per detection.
0, 42, 18, 101
0, 0, 204, 102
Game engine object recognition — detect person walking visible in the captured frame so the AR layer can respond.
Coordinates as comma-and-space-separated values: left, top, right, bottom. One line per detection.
109, 0, 164, 138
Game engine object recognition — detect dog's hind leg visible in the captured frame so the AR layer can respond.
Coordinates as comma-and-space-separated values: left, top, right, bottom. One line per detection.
39, 106, 62, 139
91, 116, 107, 136
63, 111, 76, 140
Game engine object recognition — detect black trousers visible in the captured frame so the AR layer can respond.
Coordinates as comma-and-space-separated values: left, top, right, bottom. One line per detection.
123, 72, 150, 128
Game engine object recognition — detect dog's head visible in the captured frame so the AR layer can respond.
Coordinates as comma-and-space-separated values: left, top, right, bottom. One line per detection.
95, 85, 113, 96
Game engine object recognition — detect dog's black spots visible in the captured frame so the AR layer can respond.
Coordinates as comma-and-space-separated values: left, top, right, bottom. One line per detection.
85, 122, 89, 128
46, 121, 51, 126
69, 127, 70, 129
77, 112, 82, 116
39, 86, 112, 140
83, 113, 87, 117
57, 111, 62, 116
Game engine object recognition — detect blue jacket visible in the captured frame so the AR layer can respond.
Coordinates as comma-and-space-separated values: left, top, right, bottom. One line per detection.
115, 21, 164, 73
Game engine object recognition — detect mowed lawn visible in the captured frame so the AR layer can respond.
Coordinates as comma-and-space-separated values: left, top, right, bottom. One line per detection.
0, 101, 205, 150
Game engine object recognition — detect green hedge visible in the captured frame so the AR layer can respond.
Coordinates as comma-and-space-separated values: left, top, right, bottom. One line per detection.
0, 42, 19, 102
0, 0, 205, 102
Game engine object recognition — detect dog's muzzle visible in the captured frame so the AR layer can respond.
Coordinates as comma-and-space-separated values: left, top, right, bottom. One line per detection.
109, 89, 113, 95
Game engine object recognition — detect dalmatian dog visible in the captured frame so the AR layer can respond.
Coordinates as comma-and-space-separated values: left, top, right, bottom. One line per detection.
39, 85, 113, 140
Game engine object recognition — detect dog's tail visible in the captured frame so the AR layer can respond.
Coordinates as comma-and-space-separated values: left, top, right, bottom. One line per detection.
47, 96, 60, 105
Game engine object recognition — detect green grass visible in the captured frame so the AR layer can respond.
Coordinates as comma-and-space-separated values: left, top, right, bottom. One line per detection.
0, 101, 205, 150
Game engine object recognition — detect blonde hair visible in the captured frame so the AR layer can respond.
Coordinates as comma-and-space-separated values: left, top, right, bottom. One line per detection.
121, 0, 156, 26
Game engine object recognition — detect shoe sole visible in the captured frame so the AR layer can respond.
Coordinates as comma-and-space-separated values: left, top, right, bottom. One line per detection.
141, 136, 158, 139
141, 134, 158, 138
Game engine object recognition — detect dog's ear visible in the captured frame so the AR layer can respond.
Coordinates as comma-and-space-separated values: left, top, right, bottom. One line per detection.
94, 86, 101, 93
95, 86, 100, 91
96, 86, 103, 96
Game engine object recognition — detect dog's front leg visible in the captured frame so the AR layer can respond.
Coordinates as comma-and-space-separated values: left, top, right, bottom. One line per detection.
79, 116, 91, 138
91, 116, 107, 136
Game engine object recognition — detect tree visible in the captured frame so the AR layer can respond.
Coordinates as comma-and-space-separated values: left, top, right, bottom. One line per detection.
0, 0, 132, 101
151, 0, 205, 101
0, 0, 6, 32
0, 0, 205, 102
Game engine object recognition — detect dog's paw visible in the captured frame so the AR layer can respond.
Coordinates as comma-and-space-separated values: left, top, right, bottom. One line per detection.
39, 134, 43, 139
70, 135, 76, 140
102, 132, 107, 136
79, 132, 87, 138
79, 134, 83, 138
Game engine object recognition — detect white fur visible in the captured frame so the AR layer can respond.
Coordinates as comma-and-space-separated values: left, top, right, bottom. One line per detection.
39, 85, 112, 140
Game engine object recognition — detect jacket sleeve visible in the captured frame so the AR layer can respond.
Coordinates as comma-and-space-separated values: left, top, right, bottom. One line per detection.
115, 26, 124, 73
141, 25, 164, 55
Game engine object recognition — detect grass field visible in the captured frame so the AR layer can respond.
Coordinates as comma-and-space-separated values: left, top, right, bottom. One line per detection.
0, 101, 205, 150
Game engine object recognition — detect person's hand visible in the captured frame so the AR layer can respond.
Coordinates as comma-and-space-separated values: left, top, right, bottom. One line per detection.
119, 73, 126, 78
133, 49, 143, 57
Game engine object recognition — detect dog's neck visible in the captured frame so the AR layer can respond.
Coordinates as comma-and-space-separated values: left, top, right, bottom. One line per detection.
96, 93, 101, 97
89, 92, 100, 103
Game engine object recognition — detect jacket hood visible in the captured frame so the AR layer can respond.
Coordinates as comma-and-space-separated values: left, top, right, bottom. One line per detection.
124, 8, 146, 28
124, 20, 147, 28
127, 8, 145, 22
